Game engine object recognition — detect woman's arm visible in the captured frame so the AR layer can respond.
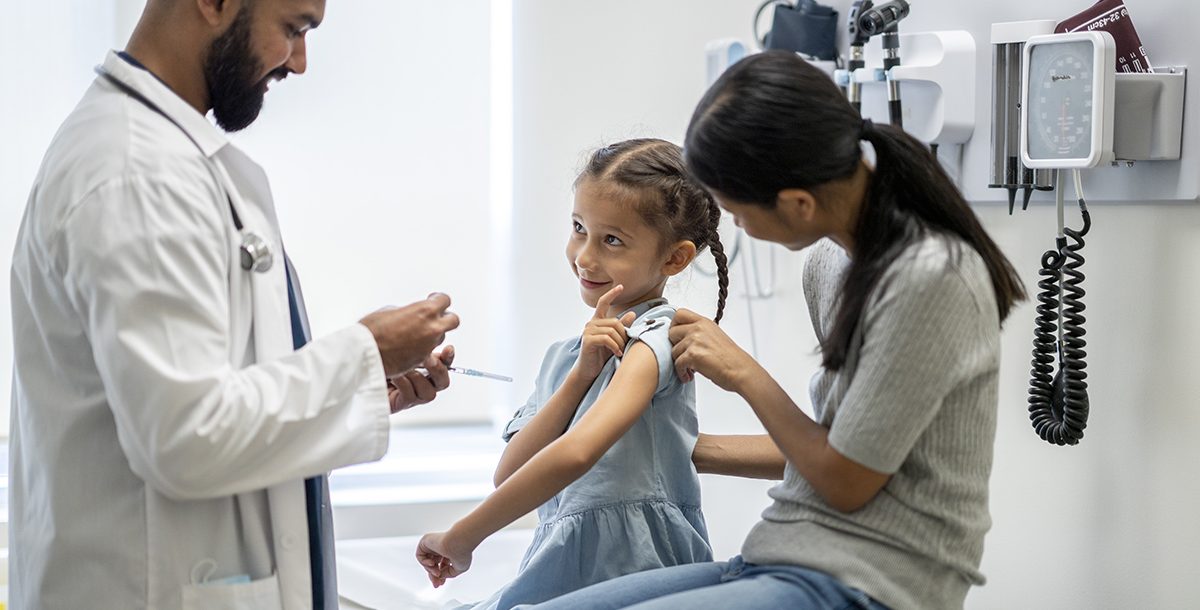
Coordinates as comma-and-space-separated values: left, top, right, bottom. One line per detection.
734, 369, 888, 511
670, 309, 888, 512
416, 342, 659, 585
692, 433, 786, 480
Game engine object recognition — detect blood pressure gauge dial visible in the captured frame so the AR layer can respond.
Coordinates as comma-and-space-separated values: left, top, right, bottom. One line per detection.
1020, 31, 1116, 169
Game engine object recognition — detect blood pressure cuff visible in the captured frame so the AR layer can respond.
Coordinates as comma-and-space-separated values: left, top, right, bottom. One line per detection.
764, 0, 839, 61
1055, 0, 1153, 73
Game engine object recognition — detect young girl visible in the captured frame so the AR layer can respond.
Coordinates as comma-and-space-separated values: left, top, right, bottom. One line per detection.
414, 138, 730, 609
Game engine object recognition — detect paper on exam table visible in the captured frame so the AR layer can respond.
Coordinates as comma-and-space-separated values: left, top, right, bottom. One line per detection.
336, 530, 535, 610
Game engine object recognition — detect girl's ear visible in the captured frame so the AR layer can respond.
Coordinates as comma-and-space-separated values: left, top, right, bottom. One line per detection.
661, 240, 698, 277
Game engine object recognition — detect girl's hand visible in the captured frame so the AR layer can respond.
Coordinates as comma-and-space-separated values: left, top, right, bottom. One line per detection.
573, 285, 637, 380
669, 308, 759, 392
415, 530, 474, 588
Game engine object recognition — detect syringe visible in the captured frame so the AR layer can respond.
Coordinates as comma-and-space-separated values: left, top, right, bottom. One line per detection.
406, 366, 513, 383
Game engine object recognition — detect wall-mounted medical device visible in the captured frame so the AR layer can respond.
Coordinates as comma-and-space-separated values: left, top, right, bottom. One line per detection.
991, 20, 1188, 214
990, 20, 1057, 214
1006, 16, 1186, 445
841, 30, 976, 145
844, 0, 910, 125
1020, 32, 1117, 169
1014, 31, 1113, 447
755, 0, 839, 62
1019, 32, 1186, 167
1110, 67, 1187, 161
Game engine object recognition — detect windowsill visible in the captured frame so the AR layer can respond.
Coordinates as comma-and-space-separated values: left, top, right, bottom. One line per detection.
0, 426, 509, 545
331, 424, 503, 506
329, 425, 535, 539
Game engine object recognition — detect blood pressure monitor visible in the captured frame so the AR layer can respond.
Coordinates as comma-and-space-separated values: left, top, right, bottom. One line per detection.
1020, 31, 1116, 168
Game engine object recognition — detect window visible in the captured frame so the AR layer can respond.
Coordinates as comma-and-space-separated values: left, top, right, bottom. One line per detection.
233, 0, 511, 425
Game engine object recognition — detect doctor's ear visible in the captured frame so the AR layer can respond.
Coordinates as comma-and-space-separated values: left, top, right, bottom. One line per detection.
196, 0, 238, 28
660, 240, 698, 277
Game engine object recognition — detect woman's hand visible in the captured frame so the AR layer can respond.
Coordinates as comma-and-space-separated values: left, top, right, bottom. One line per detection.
572, 285, 637, 380
669, 308, 760, 392
415, 530, 474, 588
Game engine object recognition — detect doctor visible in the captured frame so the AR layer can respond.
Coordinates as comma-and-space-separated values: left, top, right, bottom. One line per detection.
9, 0, 457, 608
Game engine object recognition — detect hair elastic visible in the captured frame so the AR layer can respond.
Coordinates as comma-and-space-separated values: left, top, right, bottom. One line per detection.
860, 118, 875, 139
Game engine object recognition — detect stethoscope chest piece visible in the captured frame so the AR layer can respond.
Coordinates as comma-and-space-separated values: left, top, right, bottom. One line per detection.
239, 231, 274, 273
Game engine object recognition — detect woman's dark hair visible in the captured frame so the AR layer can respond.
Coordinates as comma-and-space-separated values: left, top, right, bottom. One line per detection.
685, 51, 1025, 369
578, 139, 730, 324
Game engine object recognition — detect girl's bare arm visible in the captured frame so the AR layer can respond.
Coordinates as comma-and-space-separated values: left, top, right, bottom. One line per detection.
453, 342, 659, 551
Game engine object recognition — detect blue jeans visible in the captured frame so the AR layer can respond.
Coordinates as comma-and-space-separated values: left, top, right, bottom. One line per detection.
515, 556, 891, 610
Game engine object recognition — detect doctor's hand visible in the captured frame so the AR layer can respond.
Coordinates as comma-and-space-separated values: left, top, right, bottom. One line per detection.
572, 285, 637, 381
361, 293, 460, 378
388, 346, 455, 414
669, 308, 760, 392
415, 530, 474, 588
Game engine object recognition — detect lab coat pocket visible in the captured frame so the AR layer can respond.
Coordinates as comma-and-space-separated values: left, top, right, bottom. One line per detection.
181, 572, 283, 610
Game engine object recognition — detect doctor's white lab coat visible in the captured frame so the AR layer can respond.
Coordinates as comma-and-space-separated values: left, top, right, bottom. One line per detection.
9, 51, 391, 609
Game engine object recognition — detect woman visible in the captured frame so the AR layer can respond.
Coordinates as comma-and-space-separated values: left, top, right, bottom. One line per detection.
522, 51, 1025, 610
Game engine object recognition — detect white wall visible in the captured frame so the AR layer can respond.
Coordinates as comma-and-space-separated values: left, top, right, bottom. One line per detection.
512, 1, 1200, 609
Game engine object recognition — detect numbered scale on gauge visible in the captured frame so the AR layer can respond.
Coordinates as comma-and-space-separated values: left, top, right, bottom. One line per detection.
1035, 48, 1092, 156
1020, 31, 1116, 169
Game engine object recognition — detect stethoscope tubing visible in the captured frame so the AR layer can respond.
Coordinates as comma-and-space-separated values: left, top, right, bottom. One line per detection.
93, 65, 273, 273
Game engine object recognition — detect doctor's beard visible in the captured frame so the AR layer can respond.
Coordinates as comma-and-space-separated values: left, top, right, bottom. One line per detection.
204, 3, 286, 132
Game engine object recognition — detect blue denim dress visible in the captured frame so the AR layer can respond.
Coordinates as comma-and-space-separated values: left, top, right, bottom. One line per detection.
467, 299, 711, 610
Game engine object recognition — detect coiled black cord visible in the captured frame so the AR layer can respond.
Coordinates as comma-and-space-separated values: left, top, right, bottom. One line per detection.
1028, 198, 1091, 445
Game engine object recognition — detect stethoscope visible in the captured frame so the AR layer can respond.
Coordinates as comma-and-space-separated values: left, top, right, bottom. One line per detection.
94, 65, 274, 273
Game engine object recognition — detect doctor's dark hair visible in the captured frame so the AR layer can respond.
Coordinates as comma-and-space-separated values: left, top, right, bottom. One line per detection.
684, 51, 1025, 370
578, 139, 729, 324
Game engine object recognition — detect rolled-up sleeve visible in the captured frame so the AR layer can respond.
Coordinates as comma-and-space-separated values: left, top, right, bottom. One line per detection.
501, 390, 540, 442
501, 338, 582, 442
624, 311, 679, 395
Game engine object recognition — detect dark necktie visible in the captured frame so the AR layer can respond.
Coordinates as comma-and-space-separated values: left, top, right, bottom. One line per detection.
284, 255, 337, 610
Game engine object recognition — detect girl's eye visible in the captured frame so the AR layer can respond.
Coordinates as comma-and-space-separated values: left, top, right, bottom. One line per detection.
604, 235, 624, 246
572, 221, 585, 234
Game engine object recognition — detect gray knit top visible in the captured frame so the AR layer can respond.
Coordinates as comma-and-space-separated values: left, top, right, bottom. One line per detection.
742, 236, 1001, 610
